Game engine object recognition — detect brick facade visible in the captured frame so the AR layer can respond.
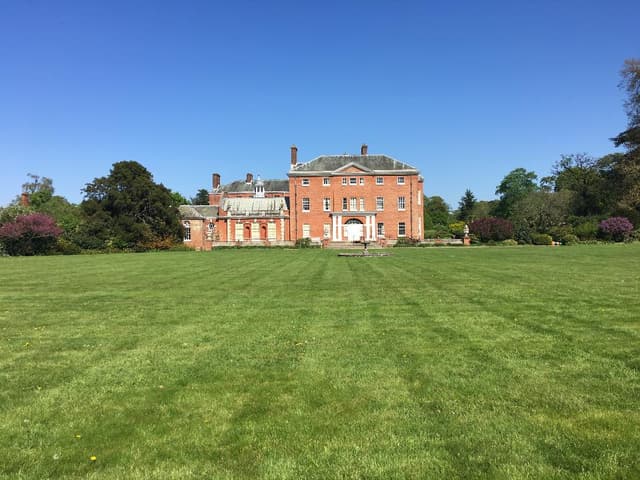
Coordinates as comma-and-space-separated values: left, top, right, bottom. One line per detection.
180, 144, 423, 249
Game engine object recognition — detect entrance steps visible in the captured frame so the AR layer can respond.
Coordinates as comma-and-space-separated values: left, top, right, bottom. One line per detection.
325, 241, 385, 250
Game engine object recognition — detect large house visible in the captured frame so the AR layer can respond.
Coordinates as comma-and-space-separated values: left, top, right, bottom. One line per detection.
179, 144, 424, 249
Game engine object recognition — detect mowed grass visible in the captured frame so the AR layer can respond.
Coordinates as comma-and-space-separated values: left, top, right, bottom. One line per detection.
0, 245, 639, 479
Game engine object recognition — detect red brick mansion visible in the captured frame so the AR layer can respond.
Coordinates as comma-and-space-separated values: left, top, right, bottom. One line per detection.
179, 144, 424, 249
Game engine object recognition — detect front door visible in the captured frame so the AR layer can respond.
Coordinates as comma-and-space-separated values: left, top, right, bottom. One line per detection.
344, 219, 363, 242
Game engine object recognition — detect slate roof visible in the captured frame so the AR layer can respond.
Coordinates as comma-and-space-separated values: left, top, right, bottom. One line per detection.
222, 197, 288, 215
221, 179, 289, 193
290, 154, 418, 174
179, 205, 218, 219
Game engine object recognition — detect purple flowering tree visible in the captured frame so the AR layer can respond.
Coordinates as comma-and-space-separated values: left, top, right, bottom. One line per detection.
469, 217, 514, 242
599, 217, 634, 242
0, 213, 62, 255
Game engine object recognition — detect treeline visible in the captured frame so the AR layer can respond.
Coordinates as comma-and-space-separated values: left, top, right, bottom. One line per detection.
424, 58, 640, 245
0, 162, 189, 255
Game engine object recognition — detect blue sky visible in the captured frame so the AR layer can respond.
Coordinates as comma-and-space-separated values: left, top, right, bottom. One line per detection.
1, 0, 638, 209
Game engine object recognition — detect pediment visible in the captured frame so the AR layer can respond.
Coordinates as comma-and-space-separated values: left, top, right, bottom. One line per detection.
332, 162, 372, 174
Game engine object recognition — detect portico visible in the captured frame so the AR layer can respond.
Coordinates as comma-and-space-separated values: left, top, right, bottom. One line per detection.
331, 213, 377, 242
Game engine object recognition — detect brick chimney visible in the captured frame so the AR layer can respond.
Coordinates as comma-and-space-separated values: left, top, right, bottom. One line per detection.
212, 173, 221, 190
246, 173, 253, 184
290, 145, 298, 167
20, 192, 30, 207
361, 144, 368, 155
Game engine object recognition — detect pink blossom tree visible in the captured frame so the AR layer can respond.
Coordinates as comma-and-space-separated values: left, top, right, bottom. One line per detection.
0, 213, 62, 255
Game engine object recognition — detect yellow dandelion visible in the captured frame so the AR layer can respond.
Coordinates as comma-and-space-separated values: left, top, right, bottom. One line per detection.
90, 455, 97, 462
75, 434, 81, 439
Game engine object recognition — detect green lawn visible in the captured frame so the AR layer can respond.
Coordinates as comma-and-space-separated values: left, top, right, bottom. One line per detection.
1, 245, 639, 479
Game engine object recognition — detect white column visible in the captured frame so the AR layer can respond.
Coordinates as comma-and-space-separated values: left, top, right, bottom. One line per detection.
371, 215, 377, 240
336, 215, 342, 240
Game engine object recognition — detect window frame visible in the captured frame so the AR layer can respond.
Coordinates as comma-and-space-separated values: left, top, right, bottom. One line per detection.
302, 197, 310, 212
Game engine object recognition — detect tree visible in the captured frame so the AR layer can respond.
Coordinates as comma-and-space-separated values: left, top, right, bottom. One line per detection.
423, 196, 450, 231
79, 161, 183, 249
494, 168, 539, 218
470, 200, 495, 220
511, 190, 574, 241
0, 213, 62, 255
469, 217, 514, 242
549, 154, 608, 217
37, 196, 82, 240
21, 173, 54, 208
457, 189, 476, 222
0, 204, 32, 225
191, 189, 210, 205
611, 59, 640, 224
170, 191, 189, 207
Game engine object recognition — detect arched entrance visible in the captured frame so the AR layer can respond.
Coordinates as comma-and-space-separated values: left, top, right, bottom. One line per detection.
344, 218, 364, 242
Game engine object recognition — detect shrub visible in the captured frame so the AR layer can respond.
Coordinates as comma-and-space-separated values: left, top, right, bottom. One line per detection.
295, 238, 312, 248
394, 237, 419, 247
629, 229, 640, 243
574, 221, 599, 240
501, 239, 518, 246
599, 217, 634, 242
469, 217, 514, 242
561, 234, 579, 245
448, 221, 465, 238
531, 233, 553, 245
424, 229, 438, 239
0, 213, 63, 255
548, 225, 574, 242
53, 237, 82, 255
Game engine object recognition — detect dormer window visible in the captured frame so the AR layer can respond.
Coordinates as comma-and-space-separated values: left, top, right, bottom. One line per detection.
397, 176, 405, 185
302, 178, 310, 186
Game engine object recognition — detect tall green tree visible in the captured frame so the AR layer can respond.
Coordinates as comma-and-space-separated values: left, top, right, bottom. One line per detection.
423, 196, 451, 231
494, 168, 539, 218
549, 153, 608, 217
191, 189, 210, 205
470, 200, 496, 220
611, 58, 640, 223
80, 161, 183, 249
457, 189, 476, 222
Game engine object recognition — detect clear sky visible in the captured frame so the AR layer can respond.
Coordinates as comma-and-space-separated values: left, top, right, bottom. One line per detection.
1, 0, 638, 209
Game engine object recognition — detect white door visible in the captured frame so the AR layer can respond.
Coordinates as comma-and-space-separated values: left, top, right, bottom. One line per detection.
344, 223, 363, 242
